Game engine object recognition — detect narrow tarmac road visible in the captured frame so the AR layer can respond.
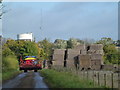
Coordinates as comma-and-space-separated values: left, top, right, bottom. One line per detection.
2, 72, 48, 89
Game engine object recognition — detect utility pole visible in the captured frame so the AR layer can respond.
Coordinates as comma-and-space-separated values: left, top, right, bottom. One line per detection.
39, 8, 43, 40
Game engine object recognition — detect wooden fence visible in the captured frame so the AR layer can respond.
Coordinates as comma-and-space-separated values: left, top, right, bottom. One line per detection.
52, 66, 119, 89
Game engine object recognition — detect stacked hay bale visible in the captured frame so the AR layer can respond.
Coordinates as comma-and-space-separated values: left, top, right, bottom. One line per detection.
74, 44, 85, 50
66, 49, 80, 68
77, 44, 104, 70
90, 54, 103, 70
87, 44, 103, 55
51, 44, 104, 70
75, 44, 86, 55
87, 44, 104, 69
52, 49, 66, 67
78, 54, 91, 70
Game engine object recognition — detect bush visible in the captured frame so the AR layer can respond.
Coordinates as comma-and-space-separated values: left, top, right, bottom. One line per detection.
2, 55, 19, 72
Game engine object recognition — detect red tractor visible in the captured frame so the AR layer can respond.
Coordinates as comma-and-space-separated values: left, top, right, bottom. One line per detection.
19, 56, 42, 72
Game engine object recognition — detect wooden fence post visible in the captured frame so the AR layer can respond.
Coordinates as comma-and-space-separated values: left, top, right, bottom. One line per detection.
87, 70, 88, 80
93, 70, 94, 86
98, 72, 100, 86
83, 71, 85, 80
111, 73, 113, 89
104, 74, 106, 87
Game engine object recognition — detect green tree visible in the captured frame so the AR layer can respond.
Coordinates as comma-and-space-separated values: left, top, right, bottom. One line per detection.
38, 38, 54, 59
2, 41, 19, 72
54, 39, 67, 49
23, 41, 39, 57
96, 37, 119, 64
104, 44, 119, 64
96, 37, 113, 45
67, 38, 80, 49
4, 40, 41, 58
2, 46, 14, 57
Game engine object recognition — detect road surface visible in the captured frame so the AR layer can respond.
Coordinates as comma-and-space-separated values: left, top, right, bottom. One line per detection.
2, 72, 49, 89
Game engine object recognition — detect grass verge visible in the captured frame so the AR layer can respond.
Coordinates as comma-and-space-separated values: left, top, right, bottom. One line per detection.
2, 70, 22, 83
40, 69, 105, 88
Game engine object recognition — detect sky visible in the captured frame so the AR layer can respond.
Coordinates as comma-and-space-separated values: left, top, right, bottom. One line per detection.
1, 2, 118, 42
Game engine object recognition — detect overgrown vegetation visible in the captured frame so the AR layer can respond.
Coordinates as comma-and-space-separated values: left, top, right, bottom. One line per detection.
96, 37, 120, 64
2, 70, 21, 82
38, 38, 54, 60
40, 69, 104, 88
2, 55, 19, 72
4, 40, 41, 58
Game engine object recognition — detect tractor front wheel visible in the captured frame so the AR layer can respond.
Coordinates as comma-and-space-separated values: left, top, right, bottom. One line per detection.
24, 70, 27, 72
34, 70, 37, 72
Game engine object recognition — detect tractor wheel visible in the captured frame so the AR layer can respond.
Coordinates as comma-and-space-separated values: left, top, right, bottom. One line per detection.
34, 70, 37, 72
24, 70, 27, 72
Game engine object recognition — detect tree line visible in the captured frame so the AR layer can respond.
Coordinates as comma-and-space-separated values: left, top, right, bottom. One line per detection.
2, 37, 120, 72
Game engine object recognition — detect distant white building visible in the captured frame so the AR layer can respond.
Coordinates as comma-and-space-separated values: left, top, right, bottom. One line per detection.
17, 32, 35, 42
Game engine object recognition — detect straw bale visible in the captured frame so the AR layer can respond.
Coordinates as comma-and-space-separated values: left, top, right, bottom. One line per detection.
52, 54, 64, 61
74, 44, 85, 50
87, 50, 104, 55
78, 55, 91, 69
67, 49, 80, 54
78, 54, 91, 60
95, 50, 104, 54
91, 59, 101, 65
80, 50, 87, 55
67, 54, 78, 60
87, 50, 96, 54
89, 44, 103, 50
66, 60, 76, 68
66, 49, 80, 60
91, 65, 101, 70
54, 60, 64, 66
102, 65, 114, 70
90, 59, 101, 70
90, 54, 102, 60
53, 49, 66, 54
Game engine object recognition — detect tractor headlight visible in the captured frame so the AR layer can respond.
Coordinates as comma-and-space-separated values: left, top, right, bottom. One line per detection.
34, 61, 37, 64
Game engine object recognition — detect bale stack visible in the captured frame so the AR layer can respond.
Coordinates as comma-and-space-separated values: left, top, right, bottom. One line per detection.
52, 49, 66, 66
89, 44, 103, 50
66, 49, 80, 68
74, 44, 85, 50
102, 65, 114, 70
90, 54, 103, 70
75, 44, 86, 55
78, 54, 91, 70
80, 50, 87, 55
87, 44, 103, 55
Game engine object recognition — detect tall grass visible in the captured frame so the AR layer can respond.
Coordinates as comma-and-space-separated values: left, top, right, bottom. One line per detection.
0, 73, 2, 84
2, 55, 21, 82
2, 70, 21, 82
40, 69, 103, 88
2, 55, 19, 72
